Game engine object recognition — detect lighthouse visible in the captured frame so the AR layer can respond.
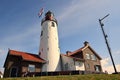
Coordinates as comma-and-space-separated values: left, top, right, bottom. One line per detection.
39, 11, 61, 72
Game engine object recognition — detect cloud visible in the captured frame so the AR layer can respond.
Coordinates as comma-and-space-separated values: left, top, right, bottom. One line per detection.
114, 50, 120, 54
101, 57, 110, 66
0, 22, 41, 73
0, 49, 6, 55
102, 64, 120, 74
0, 22, 41, 71
57, 0, 112, 22
0, 22, 40, 52
56, 0, 116, 38
0, 68, 4, 74
101, 57, 120, 74
0, 49, 3, 54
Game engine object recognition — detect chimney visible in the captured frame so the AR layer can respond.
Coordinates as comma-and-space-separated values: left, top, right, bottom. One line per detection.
84, 41, 89, 46
66, 51, 71, 56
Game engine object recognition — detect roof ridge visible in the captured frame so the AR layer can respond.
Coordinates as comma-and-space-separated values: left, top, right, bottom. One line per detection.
9, 49, 37, 55
67, 46, 85, 56
9, 49, 46, 63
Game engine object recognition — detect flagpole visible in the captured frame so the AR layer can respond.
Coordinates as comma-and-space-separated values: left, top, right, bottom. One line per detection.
99, 14, 118, 74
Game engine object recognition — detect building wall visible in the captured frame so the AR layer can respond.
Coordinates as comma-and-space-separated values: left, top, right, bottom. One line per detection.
21, 61, 42, 72
75, 61, 84, 70
82, 48, 102, 72
4, 55, 21, 77
61, 55, 85, 71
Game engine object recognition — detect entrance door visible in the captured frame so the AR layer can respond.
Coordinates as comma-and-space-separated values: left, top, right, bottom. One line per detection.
10, 67, 18, 77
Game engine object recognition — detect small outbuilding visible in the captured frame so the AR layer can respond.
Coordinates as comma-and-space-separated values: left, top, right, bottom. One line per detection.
3, 49, 45, 77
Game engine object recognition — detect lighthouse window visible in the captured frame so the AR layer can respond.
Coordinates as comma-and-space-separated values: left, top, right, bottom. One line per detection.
51, 22, 55, 27
41, 31, 43, 36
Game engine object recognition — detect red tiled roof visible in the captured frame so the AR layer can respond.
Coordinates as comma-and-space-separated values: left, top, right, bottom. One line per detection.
66, 45, 102, 60
61, 54, 85, 61
9, 49, 45, 63
67, 47, 84, 56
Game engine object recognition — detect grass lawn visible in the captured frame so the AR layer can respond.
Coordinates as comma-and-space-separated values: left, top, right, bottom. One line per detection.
1, 74, 120, 80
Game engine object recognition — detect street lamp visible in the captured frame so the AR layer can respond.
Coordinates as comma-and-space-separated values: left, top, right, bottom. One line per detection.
99, 14, 118, 74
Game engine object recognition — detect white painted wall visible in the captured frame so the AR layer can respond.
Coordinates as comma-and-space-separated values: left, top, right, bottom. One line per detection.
39, 20, 61, 72
61, 55, 85, 71
75, 61, 85, 70
61, 55, 75, 71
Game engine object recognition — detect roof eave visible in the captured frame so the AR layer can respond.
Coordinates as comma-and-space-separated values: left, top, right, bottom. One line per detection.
22, 59, 46, 63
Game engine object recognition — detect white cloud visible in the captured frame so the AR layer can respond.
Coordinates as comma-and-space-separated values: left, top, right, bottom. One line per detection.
103, 64, 120, 74
101, 57, 120, 74
0, 22, 41, 71
0, 49, 6, 56
114, 50, 120, 54
101, 57, 110, 66
2, 25, 39, 44
0, 68, 4, 74
56, 0, 116, 38
57, 0, 112, 22
0, 22, 41, 73
0, 49, 2, 54
0, 22, 40, 52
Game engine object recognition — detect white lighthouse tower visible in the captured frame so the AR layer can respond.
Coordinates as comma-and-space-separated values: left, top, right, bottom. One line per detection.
39, 11, 61, 72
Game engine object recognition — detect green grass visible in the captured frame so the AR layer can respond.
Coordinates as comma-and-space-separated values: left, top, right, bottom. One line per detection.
1, 74, 120, 80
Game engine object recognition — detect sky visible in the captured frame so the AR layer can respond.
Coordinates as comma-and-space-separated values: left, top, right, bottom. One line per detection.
0, 0, 120, 74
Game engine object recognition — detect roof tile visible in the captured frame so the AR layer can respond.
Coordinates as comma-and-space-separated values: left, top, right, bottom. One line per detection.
9, 50, 45, 63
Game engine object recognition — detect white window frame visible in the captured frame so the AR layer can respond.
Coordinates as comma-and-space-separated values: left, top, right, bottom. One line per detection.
95, 65, 101, 72
91, 54, 96, 60
28, 64, 35, 72
86, 64, 90, 69
86, 53, 90, 59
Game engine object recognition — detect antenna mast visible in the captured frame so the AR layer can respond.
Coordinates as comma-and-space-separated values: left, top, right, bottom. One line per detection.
99, 14, 118, 74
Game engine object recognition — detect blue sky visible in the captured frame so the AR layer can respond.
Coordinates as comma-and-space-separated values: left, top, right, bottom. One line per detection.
0, 0, 120, 73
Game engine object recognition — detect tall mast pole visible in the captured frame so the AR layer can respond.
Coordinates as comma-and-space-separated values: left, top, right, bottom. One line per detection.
99, 14, 117, 74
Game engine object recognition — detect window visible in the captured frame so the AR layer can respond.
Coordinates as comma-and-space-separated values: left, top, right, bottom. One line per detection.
41, 31, 43, 36
78, 62, 82, 66
65, 63, 68, 70
94, 65, 101, 72
86, 53, 90, 59
91, 54, 96, 60
28, 64, 35, 72
51, 22, 55, 27
86, 64, 90, 69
